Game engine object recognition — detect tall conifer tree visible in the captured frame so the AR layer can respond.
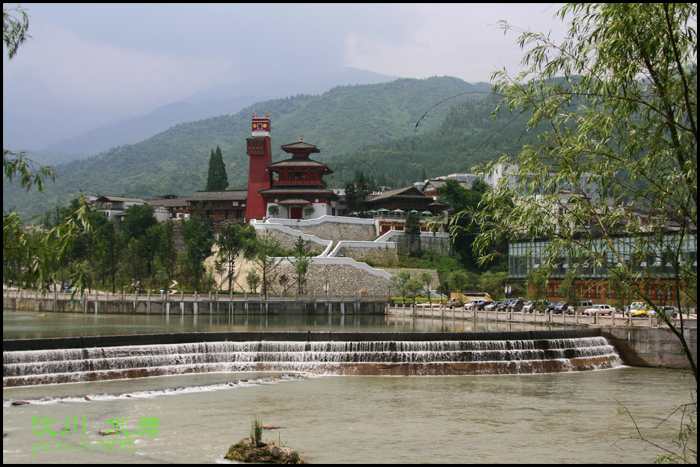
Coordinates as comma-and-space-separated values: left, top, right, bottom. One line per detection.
206, 145, 228, 190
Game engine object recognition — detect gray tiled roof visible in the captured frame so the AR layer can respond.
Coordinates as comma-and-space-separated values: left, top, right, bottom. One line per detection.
267, 159, 332, 171
366, 186, 428, 203
280, 141, 320, 153
186, 190, 247, 201
145, 198, 188, 207
96, 195, 146, 203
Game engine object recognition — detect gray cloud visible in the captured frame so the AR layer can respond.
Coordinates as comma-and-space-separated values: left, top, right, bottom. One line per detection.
3, 3, 567, 149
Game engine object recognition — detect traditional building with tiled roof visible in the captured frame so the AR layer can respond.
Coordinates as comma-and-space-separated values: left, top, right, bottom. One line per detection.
186, 190, 247, 220
258, 135, 338, 220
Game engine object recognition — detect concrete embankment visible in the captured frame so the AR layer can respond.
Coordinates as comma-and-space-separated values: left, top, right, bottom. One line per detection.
601, 327, 697, 370
4, 296, 386, 316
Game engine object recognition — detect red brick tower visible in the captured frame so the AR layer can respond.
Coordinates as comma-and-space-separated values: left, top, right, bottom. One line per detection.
245, 112, 272, 220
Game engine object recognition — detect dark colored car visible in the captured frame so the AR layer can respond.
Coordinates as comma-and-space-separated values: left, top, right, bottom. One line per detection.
477, 301, 493, 311
508, 298, 524, 311
544, 302, 557, 313
497, 299, 513, 311
553, 301, 568, 314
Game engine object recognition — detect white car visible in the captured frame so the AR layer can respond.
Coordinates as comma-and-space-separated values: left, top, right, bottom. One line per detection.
522, 301, 535, 313
583, 304, 616, 316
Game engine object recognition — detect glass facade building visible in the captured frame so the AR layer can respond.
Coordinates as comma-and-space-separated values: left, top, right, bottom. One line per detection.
509, 231, 697, 304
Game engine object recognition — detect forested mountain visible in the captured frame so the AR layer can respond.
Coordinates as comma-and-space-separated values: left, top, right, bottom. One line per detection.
324, 93, 538, 188
4, 77, 491, 218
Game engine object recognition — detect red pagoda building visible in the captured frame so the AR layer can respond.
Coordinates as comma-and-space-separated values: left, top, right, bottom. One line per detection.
258, 135, 338, 219
245, 111, 273, 220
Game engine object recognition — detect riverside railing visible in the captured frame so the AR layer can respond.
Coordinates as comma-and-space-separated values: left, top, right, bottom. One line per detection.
385, 303, 696, 328
3, 288, 391, 303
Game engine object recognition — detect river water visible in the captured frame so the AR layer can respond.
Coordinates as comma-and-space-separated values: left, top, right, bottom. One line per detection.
2, 310, 560, 339
3, 310, 697, 463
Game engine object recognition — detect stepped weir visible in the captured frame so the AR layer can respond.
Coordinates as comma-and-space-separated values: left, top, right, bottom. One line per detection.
3, 329, 622, 387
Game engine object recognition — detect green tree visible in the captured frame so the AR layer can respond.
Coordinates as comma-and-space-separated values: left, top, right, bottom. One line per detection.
470, 178, 489, 194
560, 269, 581, 308
405, 276, 424, 304
419, 270, 433, 303
289, 237, 314, 294
435, 179, 490, 269
180, 211, 214, 291
404, 211, 421, 252
96, 218, 122, 293
525, 268, 549, 312
205, 145, 228, 191
245, 230, 283, 298
477, 271, 509, 301
344, 171, 369, 213
390, 270, 411, 304
3, 6, 101, 297
447, 270, 469, 294
215, 223, 256, 292
471, 3, 696, 380
246, 270, 261, 294
121, 204, 157, 243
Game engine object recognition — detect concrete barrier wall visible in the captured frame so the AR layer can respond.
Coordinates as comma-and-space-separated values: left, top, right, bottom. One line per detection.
4, 297, 386, 316
601, 326, 697, 370
3, 329, 603, 352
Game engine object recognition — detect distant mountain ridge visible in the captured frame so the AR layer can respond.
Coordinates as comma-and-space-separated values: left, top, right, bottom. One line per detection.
4, 76, 490, 218
37, 67, 400, 158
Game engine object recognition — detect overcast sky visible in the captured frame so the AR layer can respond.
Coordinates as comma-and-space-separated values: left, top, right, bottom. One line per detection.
3, 3, 567, 150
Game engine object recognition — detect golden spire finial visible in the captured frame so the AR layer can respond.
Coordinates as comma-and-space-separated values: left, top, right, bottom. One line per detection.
300, 132, 303, 142
252, 110, 257, 118
265, 110, 270, 118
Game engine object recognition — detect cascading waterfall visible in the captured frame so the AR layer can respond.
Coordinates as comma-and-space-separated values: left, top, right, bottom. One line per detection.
3, 336, 622, 387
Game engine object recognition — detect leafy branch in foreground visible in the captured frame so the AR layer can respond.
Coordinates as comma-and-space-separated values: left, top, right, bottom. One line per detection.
3, 7, 103, 299
465, 3, 696, 380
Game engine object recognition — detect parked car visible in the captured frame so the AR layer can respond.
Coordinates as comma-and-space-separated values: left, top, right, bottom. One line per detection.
553, 301, 568, 314
508, 298, 524, 311
466, 299, 486, 310
661, 306, 678, 318
477, 301, 493, 311
447, 298, 463, 309
522, 301, 535, 313
630, 304, 656, 317
484, 301, 501, 311
544, 302, 558, 313
625, 302, 647, 316
496, 299, 512, 311
583, 304, 616, 316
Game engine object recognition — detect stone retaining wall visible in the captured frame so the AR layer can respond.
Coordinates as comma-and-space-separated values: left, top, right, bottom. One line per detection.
272, 263, 437, 296
276, 263, 400, 295
601, 326, 697, 370
343, 246, 399, 266
394, 235, 452, 255
264, 219, 376, 242
261, 229, 326, 253
295, 223, 376, 242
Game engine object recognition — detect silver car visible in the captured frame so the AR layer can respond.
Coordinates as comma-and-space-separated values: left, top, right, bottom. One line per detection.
583, 304, 616, 316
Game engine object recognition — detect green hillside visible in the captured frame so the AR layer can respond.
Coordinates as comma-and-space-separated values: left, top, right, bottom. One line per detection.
4, 77, 491, 218
324, 93, 539, 187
